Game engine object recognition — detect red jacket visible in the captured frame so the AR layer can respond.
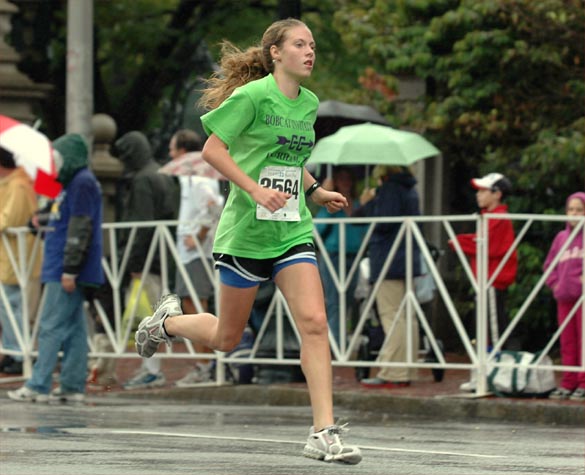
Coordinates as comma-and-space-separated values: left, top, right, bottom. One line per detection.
450, 204, 518, 290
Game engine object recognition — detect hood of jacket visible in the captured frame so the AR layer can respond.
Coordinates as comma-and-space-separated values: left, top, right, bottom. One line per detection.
115, 131, 154, 175
565, 191, 585, 233
52, 134, 89, 187
385, 172, 417, 189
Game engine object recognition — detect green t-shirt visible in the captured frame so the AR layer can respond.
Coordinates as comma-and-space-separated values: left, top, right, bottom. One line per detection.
201, 74, 319, 259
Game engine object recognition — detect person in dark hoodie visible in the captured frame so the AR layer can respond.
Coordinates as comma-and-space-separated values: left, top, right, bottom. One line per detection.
114, 131, 179, 390
8, 133, 104, 403
544, 191, 585, 401
354, 165, 421, 388
115, 131, 179, 275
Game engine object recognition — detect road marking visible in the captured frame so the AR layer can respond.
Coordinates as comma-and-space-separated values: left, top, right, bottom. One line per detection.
109, 429, 504, 459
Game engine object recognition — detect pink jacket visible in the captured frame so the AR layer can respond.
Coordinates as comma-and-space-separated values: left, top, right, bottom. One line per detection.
543, 192, 585, 302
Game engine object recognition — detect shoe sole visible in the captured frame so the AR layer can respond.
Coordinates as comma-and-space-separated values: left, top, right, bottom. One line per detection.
123, 382, 166, 390
135, 318, 161, 358
459, 387, 477, 392
49, 396, 85, 403
134, 295, 182, 357
303, 446, 362, 465
122, 377, 166, 390
7, 393, 48, 403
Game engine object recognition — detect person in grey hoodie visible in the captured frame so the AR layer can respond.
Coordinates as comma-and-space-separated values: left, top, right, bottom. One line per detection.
115, 131, 179, 275
114, 131, 179, 389
544, 191, 585, 401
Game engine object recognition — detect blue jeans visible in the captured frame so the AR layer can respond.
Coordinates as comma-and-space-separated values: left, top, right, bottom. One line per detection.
0, 284, 24, 362
26, 282, 88, 394
319, 253, 359, 345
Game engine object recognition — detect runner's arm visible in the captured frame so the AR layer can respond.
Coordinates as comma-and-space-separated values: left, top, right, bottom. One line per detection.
202, 134, 290, 213
303, 168, 347, 212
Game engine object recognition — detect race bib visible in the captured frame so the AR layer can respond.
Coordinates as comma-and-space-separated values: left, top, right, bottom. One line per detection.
256, 166, 301, 222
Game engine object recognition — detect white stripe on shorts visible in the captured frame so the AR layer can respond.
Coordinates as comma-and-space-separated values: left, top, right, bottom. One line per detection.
275, 251, 317, 267
218, 257, 270, 283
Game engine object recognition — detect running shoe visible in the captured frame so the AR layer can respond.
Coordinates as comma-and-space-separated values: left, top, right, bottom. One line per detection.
7, 386, 49, 403
459, 369, 477, 392
303, 424, 362, 464
0, 355, 14, 372
135, 294, 182, 358
549, 387, 573, 400
49, 387, 85, 403
569, 388, 585, 402
122, 369, 166, 390
175, 363, 214, 387
0, 356, 23, 375
459, 379, 477, 392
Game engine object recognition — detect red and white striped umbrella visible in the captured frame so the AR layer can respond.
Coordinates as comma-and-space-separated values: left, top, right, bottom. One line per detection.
0, 115, 61, 198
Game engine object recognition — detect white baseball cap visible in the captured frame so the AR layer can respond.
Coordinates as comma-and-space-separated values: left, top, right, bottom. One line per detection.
471, 173, 511, 194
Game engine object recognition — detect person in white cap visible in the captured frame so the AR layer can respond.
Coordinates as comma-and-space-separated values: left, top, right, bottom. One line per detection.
449, 172, 518, 392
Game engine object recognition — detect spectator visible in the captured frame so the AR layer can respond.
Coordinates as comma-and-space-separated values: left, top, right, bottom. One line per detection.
85, 282, 118, 389
115, 131, 180, 390
544, 191, 585, 401
449, 172, 517, 392
355, 165, 421, 389
8, 134, 104, 402
0, 147, 42, 375
167, 129, 224, 386
315, 167, 366, 345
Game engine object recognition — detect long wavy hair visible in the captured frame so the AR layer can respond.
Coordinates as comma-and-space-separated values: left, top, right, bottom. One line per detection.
198, 18, 308, 110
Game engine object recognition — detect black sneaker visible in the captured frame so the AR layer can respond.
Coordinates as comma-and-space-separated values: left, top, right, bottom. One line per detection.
2, 360, 23, 375
0, 355, 15, 372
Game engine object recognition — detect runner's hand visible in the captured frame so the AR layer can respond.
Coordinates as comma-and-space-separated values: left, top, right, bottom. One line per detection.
251, 185, 291, 213
311, 188, 348, 212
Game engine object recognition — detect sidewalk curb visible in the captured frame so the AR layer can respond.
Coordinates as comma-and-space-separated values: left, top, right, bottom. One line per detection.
100, 384, 585, 427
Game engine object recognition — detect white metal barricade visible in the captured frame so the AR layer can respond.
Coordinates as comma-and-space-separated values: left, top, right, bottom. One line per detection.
1, 214, 583, 395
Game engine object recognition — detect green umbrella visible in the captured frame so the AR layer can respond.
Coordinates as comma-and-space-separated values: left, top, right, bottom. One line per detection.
308, 123, 440, 167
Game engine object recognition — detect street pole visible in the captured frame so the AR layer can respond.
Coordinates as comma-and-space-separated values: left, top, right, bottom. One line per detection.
66, 0, 93, 140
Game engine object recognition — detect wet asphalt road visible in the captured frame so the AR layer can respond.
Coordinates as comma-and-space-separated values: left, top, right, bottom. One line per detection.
0, 396, 583, 475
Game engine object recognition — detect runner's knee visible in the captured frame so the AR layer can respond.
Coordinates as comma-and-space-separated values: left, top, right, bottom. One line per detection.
300, 310, 328, 337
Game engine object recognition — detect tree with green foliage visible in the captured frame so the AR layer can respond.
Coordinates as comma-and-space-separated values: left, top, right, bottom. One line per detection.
9, 0, 363, 155
10, 0, 278, 146
333, 0, 585, 349
334, 0, 584, 202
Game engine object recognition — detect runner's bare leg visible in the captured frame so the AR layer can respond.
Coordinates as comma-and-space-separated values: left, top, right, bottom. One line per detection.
275, 263, 334, 431
163, 285, 257, 351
